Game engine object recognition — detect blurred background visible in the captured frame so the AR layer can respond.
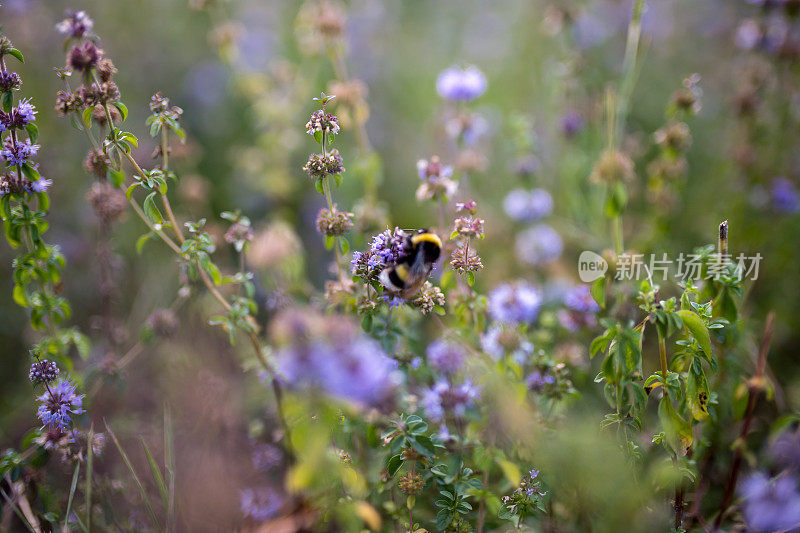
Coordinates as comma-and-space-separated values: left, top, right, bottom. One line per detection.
1, 0, 799, 529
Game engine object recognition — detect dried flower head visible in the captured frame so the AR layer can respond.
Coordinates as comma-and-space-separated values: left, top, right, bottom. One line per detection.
315, 206, 354, 236
305, 109, 340, 135
67, 42, 102, 73
398, 472, 425, 495
83, 147, 109, 177
450, 244, 483, 273
654, 121, 691, 151
411, 281, 445, 315
147, 308, 179, 337
54, 90, 84, 116
303, 149, 344, 179
452, 215, 485, 238
95, 58, 117, 82
589, 149, 635, 184
86, 181, 127, 222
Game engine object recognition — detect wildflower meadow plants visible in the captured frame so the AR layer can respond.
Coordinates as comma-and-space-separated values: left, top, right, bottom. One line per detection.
1, 1, 799, 532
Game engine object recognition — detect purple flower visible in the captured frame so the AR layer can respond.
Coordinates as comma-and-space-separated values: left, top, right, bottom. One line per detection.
251, 443, 283, 472
526, 370, 556, 393
1, 138, 39, 167
422, 378, 481, 420
515, 224, 563, 265
56, 10, 94, 38
417, 157, 453, 181
771, 177, 799, 213
503, 188, 553, 222
427, 339, 465, 375
480, 324, 534, 364
560, 110, 585, 137
436, 66, 487, 102
16, 98, 36, 125
30, 178, 52, 193
740, 472, 800, 532
36, 381, 84, 431
29, 360, 59, 384
770, 428, 800, 471
488, 283, 542, 324
735, 19, 762, 50
0, 71, 21, 93
564, 285, 600, 313
240, 487, 283, 522
382, 294, 406, 309
275, 316, 400, 407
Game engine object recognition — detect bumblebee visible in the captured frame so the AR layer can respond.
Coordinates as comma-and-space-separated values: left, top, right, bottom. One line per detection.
380, 229, 442, 298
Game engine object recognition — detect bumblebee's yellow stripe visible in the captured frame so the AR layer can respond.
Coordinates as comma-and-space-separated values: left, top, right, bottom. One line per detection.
395, 263, 410, 281
411, 233, 442, 248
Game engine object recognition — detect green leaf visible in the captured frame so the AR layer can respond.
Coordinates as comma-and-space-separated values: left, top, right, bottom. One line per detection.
314, 178, 325, 195
86, 424, 93, 532
108, 168, 126, 188
466, 272, 475, 286
436, 509, 454, 531
677, 310, 712, 357
135, 232, 154, 254
113, 102, 128, 122
590, 277, 606, 309
143, 192, 163, 225
25, 122, 38, 143
338, 237, 349, 254
7, 48, 24, 63
324, 234, 334, 250
141, 439, 169, 508
1, 91, 11, 113
658, 397, 692, 455
361, 314, 373, 332
125, 182, 139, 201
82, 106, 94, 129
63, 462, 81, 532
410, 435, 436, 457
687, 365, 710, 421
386, 454, 403, 478
12, 284, 28, 307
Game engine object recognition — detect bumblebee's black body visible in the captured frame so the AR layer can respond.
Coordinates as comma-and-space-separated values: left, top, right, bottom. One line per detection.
380, 229, 442, 297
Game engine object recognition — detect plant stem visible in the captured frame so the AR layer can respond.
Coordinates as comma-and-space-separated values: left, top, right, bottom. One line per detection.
713, 312, 775, 531
658, 331, 668, 383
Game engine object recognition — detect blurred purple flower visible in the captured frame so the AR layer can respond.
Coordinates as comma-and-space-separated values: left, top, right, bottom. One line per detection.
56, 10, 94, 38
564, 285, 600, 313
252, 443, 283, 472
770, 428, 800, 471
560, 110, 585, 137
488, 283, 542, 324
240, 487, 283, 522
503, 188, 553, 222
436, 66, 487, 102
36, 381, 84, 431
771, 178, 799, 213
740, 472, 800, 532
480, 324, 534, 365
422, 378, 481, 420
427, 339, 466, 375
527, 370, 556, 393
515, 224, 563, 265
736, 19, 762, 50
275, 325, 400, 407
